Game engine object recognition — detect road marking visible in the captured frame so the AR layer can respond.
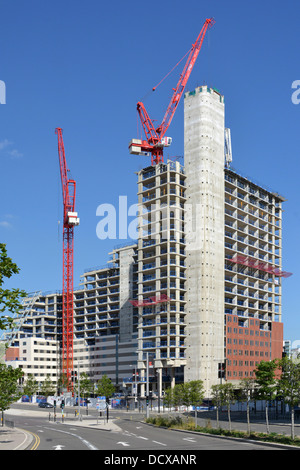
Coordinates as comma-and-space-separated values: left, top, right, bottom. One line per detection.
136, 435, 148, 440
44, 426, 98, 450
14, 428, 38, 450
53, 444, 65, 450
26, 431, 40, 450
183, 437, 197, 442
117, 441, 130, 447
152, 440, 167, 446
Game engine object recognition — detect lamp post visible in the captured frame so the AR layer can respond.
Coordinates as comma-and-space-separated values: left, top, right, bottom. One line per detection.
146, 352, 149, 419
77, 360, 81, 421
130, 364, 138, 410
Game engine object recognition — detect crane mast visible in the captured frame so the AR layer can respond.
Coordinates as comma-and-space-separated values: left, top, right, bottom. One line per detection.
129, 17, 215, 165
56, 127, 79, 392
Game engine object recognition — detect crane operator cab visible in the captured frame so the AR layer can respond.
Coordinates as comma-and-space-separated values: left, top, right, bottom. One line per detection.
67, 212, 80, 226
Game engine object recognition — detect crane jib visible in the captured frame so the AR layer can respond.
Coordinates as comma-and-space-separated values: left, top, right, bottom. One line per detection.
130, 17, 215, 165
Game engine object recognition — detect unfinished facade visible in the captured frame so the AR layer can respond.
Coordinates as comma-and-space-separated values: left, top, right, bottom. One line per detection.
4, 85, 288, 398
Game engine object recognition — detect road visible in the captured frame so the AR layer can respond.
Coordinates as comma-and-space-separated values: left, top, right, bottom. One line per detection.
3, 404, 295, 453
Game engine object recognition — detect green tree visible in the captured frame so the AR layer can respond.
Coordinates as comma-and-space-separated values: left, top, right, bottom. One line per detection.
40, 375, 56, 397
184, 380, 205, 428
97, 374, 115, 398
254, 359, 278, 434
0, 243, 26, 332
219, 383, 235, 432
211, 384, 222, 429
75, 372, 93, 414
277, 356, 300, 440
97, 374, 115, 421
0, 363, 23, 426
163, 387, 173, 411
23, 374, 39, 399
238, 378, 256, 436
172, 383, 185, 410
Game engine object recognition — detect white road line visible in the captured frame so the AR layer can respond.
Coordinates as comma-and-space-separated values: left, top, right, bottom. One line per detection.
13, 429, 32, 450
152, 440, 167, 446
44, 426, 98, 450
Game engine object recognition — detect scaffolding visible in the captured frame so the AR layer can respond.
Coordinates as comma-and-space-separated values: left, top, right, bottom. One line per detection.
0, 291, 42, 347
230, 254, 292, 278
129, 294, 170, 307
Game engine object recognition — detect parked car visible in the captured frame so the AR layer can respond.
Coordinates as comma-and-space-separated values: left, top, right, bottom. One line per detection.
38, 402, 54, 408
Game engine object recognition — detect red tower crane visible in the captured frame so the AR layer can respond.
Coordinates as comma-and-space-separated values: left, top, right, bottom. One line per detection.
55, 127, 80, 391
129, 17, 215, 165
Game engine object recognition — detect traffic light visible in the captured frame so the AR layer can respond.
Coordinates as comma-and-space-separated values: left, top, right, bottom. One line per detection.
71, 370, 77, 383
218, 362, 226, 379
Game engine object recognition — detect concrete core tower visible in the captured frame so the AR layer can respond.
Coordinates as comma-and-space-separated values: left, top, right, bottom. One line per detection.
184, 85, 225, 395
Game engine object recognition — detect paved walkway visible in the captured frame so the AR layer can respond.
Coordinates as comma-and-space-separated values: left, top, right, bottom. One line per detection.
0, 425, 33, 450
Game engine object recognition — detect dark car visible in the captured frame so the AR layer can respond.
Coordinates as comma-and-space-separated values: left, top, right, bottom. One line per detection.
38, 402, 54, 408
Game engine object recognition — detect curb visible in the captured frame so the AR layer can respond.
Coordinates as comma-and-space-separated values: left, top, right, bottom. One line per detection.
143, 421, 300, 450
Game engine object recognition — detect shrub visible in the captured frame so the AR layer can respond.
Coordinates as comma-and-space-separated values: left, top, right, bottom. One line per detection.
145, 415, 300, 447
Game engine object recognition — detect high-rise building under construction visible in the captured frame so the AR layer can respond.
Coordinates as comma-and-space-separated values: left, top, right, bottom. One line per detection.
3, 86, 289, 398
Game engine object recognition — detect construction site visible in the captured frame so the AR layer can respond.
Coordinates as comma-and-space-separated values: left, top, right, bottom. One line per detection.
1, 18, 292, 401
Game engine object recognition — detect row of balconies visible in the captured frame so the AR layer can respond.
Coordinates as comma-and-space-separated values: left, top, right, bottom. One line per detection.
84, 269, 120, 281
75, 320, 119, 331
225, 304, 279, 317
225, 275, 280, 293
225, 206, 281, 232
225, 229, 280, 253
225, 243, 280, 266
225, 186, 281, 215
142, 177, 186, 193
224, 172, 283, 206
75, 298, 119, 309
141, 236, 184, 248
225, 294, 279, 308
142, 317, 185, 327
225, 284, 280, 301
142, 327, 185, 337
141, 164, 185, 182
225, 221, 280, 244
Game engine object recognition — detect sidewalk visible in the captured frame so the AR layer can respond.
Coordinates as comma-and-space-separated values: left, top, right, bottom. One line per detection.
0, 425, 33, 450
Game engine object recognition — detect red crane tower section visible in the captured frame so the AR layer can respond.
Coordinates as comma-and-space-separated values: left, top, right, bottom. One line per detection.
56, 127, 80, 391
129, 17, 215, 165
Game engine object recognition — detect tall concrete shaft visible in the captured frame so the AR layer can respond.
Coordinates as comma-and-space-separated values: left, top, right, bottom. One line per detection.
184, 86, 225, 395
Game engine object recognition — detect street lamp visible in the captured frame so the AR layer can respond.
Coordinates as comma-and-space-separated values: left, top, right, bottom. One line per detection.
146, 352, 149, 419
130, 364, 138, 409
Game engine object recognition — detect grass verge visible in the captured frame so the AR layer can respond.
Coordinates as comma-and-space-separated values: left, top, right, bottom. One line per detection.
145, 415, 300, 447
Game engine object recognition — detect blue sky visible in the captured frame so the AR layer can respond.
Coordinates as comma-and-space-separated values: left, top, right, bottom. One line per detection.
0, 0, 299, 343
